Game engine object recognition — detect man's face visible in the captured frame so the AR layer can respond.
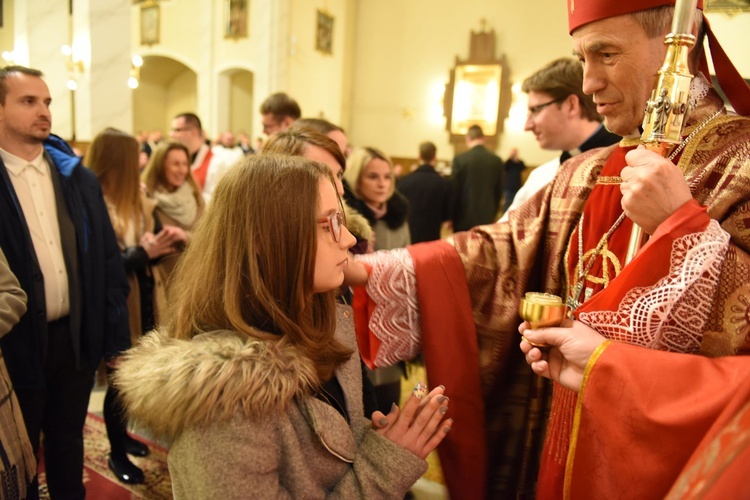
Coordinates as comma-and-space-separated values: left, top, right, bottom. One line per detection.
221, 132, 235, 147
0, 73, 52, 147
170, 117, 201, 154
524, 91, 570, 151
261, 113, 293, 136
573, 14, 668, 136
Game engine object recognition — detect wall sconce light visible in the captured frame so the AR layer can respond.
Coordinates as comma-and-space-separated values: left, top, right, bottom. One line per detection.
128, 55, 143, 89
2, 51, 16, 64
61, 44, 85, 91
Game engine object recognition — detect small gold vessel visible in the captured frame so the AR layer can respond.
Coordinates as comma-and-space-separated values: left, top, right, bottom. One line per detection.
518, 292, 566, 347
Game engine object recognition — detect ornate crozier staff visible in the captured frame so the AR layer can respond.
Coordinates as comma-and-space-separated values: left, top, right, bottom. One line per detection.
624, 0, 699, 264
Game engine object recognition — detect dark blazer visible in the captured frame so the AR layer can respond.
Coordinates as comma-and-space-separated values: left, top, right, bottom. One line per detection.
397, 165, 453, 243
0, 135, 130, 390
450, 145, 504, 231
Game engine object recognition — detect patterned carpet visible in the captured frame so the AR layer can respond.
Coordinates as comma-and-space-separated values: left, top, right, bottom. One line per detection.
38, 413, 172, 499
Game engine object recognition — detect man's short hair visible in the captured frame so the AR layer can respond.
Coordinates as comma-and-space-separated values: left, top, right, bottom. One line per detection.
522, 58, 600, 122
174, 112, 203, 132
632, 6, 705, 67
294, 118, 344, 135
259, 93, 301, 120
419, 141, 437, 162
0, 65, 44, 105
466, 125, 484, 140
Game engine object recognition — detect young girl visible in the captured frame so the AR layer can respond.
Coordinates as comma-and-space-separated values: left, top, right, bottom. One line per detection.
115, 154, 452, 497
87, 128, 186, 484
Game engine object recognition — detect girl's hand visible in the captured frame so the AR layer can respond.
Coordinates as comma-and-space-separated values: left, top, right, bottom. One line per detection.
373, 384, 452, 459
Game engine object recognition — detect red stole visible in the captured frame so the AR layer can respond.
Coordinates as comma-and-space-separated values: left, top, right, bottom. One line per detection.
192, 149, 213, 191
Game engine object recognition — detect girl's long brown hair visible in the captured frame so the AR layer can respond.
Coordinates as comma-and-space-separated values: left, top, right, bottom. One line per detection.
86, 128, 143, 239
166, 154, 351, 382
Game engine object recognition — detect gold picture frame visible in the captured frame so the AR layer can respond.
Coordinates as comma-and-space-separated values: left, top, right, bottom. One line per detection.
225, 0, 249, 39
315, 10, 334, 55
449, 64, 502, 136
140, 4, 160, 46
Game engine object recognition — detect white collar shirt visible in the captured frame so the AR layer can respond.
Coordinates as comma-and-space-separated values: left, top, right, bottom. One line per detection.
1, 147, 70, 321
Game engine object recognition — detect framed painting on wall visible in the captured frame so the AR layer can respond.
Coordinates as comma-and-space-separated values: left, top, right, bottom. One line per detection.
449, 64, 502, 136
225, 0, 249, 39
316, 10, 333, 55
140, 4, 160, 46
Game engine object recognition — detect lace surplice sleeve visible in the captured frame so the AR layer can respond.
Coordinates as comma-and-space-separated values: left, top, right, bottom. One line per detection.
355, 249, 422, 367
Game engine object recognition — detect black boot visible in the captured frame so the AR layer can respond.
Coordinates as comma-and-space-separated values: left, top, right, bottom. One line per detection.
104, 384, 145, 484
108, 453, 145, 485
124, 434, 150, 457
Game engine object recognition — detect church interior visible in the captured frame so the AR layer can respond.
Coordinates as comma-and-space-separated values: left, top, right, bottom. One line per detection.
1, 0, 749, 498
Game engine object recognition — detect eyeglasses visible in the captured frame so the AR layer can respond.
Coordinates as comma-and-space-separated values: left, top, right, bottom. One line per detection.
527, 97, 565, 119
317, 211, 345, 243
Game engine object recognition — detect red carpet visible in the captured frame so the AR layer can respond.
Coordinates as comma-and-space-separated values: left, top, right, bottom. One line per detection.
38, 413, 172, 499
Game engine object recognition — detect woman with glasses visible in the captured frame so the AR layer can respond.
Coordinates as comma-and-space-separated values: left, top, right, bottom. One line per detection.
262, 126, 372, 256
115, 154, 452, 498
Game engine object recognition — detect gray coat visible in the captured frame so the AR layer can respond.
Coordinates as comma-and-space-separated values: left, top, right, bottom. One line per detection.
116, 305, 427, 498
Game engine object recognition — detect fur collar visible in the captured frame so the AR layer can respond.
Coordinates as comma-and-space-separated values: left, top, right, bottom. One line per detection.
343, 203, 372, 241
345, 190, 410, 230
114, 329, 318, 441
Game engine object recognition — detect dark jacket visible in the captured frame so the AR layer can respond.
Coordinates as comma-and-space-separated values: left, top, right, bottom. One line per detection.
0, 135, 130, 390
397, 164, 453, 243
451, 145, 504, 231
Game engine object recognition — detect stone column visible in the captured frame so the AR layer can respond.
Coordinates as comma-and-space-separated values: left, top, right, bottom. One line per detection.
72, 0, 133, 140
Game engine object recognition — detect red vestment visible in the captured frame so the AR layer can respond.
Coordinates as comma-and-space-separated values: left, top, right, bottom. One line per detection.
354, 76, 750, 498
567, 341, 750, 499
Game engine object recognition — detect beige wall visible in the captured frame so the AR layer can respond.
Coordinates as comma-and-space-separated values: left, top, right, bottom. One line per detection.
286, 0, 351, 125
165, 72, 198, 131
348, 0, 573, 166
133, 79, 167, 135
229, 70, 255, 136
0, 1, 15, 57
705, 12, 750, 77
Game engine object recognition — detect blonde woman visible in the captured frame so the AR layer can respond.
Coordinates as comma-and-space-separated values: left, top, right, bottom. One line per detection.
116, 155, 453, 497
344, 147, 411, 251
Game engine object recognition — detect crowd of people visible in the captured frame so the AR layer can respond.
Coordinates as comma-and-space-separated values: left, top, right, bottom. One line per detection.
0, 0, 748, 498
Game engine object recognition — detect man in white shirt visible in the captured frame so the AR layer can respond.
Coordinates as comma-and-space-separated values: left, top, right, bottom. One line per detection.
500, 58, 620, 221
0, 65, 130, 499
170, 113, 235, 203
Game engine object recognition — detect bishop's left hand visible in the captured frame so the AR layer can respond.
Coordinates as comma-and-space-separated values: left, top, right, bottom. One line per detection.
621, 145, 692, 234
